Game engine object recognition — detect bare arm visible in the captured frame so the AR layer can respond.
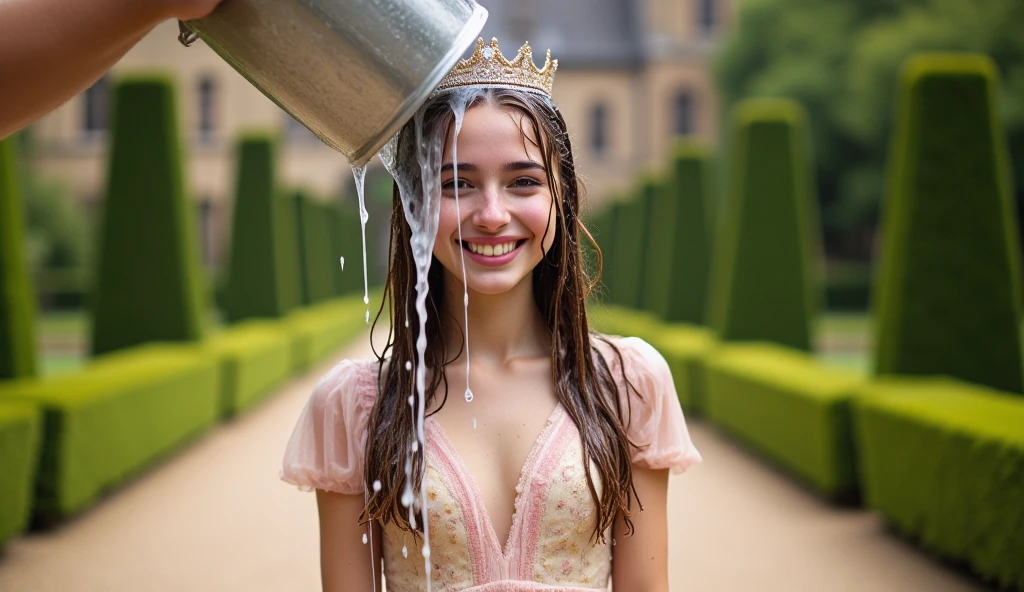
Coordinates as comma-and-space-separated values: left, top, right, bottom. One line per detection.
611, 466, 671, 591
0, 0, 222, 140
315, 489, 383, 592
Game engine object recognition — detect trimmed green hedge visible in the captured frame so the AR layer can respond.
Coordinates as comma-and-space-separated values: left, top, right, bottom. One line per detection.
223, 134, 293, 322
663, 142, 714, 325
589, 304, 717, 413
640, 177, 673, 316
275, 190, 304, 312
609, 195, 650, 309
90, 76, 206, 355
203, 320, 293, 417
331, 204, 363, 297
707, 99, 820, 351
301, 196, 336, 304
0, 343, 219, 520
854, 378, 1024, 589
872, 54, 1023, 394
646, 325, 717, 413
704, 343, 863, 498
0, 135, 38, 379
0, 401, 41, 546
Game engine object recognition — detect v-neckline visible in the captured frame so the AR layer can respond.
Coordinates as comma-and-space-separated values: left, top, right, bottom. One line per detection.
427, 402, 565, 559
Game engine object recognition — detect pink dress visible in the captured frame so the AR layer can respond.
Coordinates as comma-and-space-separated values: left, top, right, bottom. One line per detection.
281, 336, 702, 591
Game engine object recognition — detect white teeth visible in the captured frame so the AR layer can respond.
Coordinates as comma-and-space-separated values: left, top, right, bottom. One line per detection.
466, 241, 518, 256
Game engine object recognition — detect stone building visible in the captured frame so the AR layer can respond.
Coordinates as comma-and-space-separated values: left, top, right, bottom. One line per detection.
26, 0, 737, 271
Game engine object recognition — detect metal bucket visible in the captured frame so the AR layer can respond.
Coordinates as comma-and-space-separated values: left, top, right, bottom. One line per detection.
179, 0, 487, 166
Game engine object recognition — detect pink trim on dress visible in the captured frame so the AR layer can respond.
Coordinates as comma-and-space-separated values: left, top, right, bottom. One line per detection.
427, 421, 488, 586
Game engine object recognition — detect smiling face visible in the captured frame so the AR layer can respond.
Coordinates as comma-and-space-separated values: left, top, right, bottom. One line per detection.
433, 101, 559, 296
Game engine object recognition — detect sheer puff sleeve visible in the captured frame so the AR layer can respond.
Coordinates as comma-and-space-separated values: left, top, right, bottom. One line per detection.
600, 336, 703, 474
280, 358, 378, 495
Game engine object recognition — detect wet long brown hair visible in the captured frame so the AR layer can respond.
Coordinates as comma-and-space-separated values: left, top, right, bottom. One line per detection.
362, 87, 642, 543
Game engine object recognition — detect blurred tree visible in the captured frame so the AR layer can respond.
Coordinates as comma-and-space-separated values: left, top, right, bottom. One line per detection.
715, 0, 1024, 261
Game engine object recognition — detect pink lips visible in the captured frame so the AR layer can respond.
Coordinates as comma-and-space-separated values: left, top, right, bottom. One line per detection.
460, 239, 525, 267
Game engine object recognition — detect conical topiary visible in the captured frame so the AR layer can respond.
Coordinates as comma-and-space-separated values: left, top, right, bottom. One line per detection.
640, 176, 674, 316
0, 136, 38, 379
90, 75, 206, 355
609, 192, 651, 309
299, 195, 335, 304
872, 54, 1023, 394
275, 190, 303, 310
707, 98, 820, 351
331, 202, 364, 297
663, 141, 715, 325
222, 133, 293, 322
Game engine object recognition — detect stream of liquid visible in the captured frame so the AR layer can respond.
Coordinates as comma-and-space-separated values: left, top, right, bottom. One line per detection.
351, 165, 372, 324
349, 88, 484, 590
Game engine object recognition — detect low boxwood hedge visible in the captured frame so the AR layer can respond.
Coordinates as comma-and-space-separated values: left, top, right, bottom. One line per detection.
704, 343, 863, 499
0, 343, 219, 520
0, 401, 41, 545
203, 320, 293, 418
645, 325, 717, 413
854, 378, 1024, 590
588, 304, 717, 413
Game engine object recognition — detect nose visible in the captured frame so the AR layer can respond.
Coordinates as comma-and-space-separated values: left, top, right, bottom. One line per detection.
471, 184, 511, 231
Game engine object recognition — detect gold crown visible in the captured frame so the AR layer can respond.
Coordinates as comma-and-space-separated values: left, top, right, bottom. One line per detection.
435, 38, 558, 97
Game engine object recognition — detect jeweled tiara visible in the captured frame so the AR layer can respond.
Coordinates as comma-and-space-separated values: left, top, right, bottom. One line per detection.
435, 37, 558, 97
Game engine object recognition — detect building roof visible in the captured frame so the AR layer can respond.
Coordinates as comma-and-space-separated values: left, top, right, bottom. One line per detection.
471, 0, 643, 69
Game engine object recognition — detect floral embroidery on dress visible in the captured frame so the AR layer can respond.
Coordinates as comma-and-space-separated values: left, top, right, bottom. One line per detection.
531, 435, 610, 586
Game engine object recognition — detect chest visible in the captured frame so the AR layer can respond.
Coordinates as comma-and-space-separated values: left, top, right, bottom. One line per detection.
429, 361, 558, 545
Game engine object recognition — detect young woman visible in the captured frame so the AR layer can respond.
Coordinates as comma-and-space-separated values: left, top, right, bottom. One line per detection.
281, 38, 702, 591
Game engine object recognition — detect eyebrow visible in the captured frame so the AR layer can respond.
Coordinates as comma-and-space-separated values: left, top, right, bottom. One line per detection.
439, 161, 546, 173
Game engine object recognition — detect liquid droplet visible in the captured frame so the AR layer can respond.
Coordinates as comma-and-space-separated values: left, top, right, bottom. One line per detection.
402, 545, 408, 558
372, 480, 382, 492
411, 441, 419, 452
339, 256, 345, 271
472, 417, 477, 430
401, 489, 414, 507
464, 388, 474, 403
408, 395, 414, 406
405, 361, 412, 371
363, 294, 369, 305
463, 292, 469, 306
362, 533, 368, 544
422, 545, 431, 559
365, 309, 370, 324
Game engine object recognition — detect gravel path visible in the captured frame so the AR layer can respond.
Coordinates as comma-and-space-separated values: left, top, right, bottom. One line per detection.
0, 337, 988, 591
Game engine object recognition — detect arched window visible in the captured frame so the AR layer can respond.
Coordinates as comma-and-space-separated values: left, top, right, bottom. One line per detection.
83, 75, 110, 136
673, 90, 695, 137
197, 76, 217, 143
698, 0, 716, 36
591, 102, 608, 156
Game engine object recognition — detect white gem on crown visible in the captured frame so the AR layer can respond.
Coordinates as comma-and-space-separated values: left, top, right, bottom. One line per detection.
435, 37, 558, 97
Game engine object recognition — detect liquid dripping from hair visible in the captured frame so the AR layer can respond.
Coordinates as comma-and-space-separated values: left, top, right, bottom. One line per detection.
351, 164, 371, 324
449, 94, 474, 406
376, 88, 483, 590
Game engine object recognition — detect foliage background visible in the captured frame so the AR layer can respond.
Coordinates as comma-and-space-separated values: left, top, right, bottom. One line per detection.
714, 0, 1024, 260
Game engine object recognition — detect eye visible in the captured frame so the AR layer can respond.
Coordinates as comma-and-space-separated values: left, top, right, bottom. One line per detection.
510, 177, 542, 188
441, 178, 473, 191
